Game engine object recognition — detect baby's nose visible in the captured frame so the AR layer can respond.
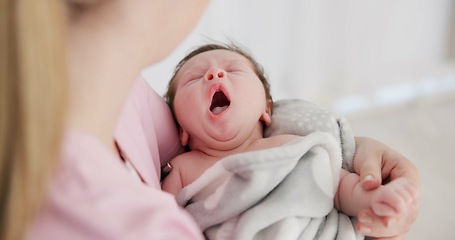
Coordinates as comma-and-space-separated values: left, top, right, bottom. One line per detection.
206, 69, 225, 80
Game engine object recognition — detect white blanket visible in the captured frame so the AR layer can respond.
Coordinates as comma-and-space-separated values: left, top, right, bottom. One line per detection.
176, 99, 362, 240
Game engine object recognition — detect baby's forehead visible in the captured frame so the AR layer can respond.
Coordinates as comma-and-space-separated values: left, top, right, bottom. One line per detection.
184, 49, 251, 68
172, 49, 255, 84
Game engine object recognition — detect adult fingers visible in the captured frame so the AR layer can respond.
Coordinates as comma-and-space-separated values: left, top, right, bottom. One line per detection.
353, 137, 384, 190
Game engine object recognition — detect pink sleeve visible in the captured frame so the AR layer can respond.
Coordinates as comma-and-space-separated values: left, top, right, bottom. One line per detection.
114, 77, 182, 187
136, 78, 183, 165
27, 130, 203, 240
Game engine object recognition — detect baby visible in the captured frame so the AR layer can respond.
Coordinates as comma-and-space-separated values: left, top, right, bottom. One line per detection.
162, 43, 418, 238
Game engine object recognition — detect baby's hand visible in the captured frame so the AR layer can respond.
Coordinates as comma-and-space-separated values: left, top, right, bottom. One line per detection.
371, 178, 419, 216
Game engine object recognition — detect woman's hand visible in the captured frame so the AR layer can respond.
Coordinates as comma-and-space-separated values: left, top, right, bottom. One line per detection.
353, 137, 420, 239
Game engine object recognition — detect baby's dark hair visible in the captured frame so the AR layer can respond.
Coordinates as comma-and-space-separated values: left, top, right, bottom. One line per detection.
164, 43, 272, 113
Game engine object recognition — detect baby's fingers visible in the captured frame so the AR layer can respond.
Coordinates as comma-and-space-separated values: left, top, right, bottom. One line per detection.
356, 209, 407, 238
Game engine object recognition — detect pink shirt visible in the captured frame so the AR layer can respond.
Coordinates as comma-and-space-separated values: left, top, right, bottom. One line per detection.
27, 78, 203, 239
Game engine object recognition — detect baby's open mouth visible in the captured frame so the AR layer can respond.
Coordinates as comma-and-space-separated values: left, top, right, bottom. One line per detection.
210, 91, 230, 115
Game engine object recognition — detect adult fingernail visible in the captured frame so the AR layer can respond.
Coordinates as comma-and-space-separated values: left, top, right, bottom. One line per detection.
359, 214, 373, 223
363, 175, 374, 182
359, 226, 372, 234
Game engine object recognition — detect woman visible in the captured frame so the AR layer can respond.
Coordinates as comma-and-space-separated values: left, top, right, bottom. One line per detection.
0, 0, 418, 239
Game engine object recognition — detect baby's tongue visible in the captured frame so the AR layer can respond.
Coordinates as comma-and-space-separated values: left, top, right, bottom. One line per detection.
212, 106, 228, 115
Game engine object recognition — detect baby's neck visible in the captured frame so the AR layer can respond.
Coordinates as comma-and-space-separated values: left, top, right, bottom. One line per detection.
192, 133, 300, 160
186, 122, 265, 158
193, 134, 264, 159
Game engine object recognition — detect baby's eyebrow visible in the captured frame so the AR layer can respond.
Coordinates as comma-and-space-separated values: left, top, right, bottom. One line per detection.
225, 57, 251, 67
184, 63, 207, 73
179, 68, 204, 80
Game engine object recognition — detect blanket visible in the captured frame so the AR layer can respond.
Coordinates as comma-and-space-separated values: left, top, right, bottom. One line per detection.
176, 99, 362, 240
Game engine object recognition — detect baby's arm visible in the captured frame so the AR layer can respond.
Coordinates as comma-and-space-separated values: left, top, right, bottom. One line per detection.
334, 169, 371, 216
161, 160, 184, 196
334, 169, 418, 217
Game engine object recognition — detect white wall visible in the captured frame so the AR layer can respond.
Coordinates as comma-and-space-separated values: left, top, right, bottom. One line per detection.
143, 0, 455, 114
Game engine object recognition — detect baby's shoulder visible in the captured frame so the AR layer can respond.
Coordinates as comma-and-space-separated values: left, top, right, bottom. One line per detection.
169, 151, 208, 167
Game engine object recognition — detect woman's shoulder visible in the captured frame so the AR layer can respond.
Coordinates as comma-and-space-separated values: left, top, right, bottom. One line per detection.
28, 131, 203, 240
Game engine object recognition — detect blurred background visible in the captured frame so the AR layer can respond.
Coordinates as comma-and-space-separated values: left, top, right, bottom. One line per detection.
143, 0, 455, 239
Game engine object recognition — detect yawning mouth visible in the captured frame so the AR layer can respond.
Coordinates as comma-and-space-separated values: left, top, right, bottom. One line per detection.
210, 90, 231, 115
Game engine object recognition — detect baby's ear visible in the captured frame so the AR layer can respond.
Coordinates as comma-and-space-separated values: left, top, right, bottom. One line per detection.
179, 128, 189, 146
260, 99, 273, 126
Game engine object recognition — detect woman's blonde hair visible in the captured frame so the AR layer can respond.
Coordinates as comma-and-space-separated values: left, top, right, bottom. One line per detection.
0, 0, 67, 239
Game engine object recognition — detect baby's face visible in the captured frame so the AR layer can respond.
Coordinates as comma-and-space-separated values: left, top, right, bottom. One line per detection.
172, 49, 271, 150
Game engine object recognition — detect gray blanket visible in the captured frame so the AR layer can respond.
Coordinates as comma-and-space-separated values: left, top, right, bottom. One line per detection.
176, 99, 363, 240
